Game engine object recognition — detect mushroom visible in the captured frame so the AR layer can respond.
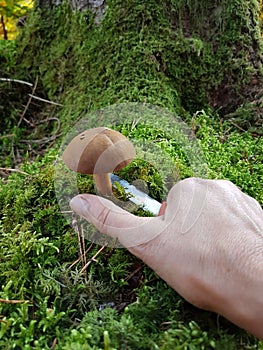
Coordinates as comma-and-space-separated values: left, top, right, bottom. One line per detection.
62, 127, 136, 195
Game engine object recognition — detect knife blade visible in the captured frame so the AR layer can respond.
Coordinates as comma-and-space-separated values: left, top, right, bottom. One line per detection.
110, 174, 162, 216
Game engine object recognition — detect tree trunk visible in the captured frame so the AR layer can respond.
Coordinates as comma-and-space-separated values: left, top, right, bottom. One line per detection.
38, 0, 106, 23
15, 0, 263, 129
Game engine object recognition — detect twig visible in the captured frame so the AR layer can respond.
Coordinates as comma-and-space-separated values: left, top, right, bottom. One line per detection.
131, 117, 142, 131
68, 242, 94, 270
0, 78, 33, 87
250, 98, 263, 105
42, 273, 67, 288
21, 133, 62, 145
80, 245, 107, 274
51, 338, 57, 350
28, 94, 63, 106
0, 134, 15, 140
72, 215, 87, 282
228, 121, 247, 132
18, 76, 39, 127
0, 167, 29, 175
125, 265, 143, 282
35, 117, 60, 126
81, 226, 87, 271
0, 299, 32, 304
0, 315, 7, 324
21, 117, 61, 145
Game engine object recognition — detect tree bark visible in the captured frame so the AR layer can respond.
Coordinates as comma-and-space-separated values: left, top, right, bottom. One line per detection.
18, 0, 263, 127
38, 0, 106, 24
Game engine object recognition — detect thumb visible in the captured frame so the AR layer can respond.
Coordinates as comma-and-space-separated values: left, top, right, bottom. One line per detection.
70, 194, 164, 248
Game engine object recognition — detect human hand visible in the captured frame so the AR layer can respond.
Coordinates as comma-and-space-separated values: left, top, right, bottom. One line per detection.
70, 177, 263, 339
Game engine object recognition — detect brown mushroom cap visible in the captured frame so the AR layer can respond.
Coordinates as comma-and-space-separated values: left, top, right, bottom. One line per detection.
62, 127, 136, 175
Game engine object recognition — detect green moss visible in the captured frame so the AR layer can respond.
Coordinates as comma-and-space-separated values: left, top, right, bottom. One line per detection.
0, 112, 262, 348
0, 0, 263, 348
13, 0, 262, 120
2, 0, 262, 166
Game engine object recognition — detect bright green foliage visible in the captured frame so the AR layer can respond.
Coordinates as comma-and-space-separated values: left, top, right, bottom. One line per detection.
194, 111, 263, 205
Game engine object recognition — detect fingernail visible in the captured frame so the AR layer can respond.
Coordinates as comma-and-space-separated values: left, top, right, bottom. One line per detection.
70, 195, 89, 216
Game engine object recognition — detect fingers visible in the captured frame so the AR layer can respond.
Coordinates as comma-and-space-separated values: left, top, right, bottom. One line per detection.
70, 194, 165, 247
163, 178, 209, 234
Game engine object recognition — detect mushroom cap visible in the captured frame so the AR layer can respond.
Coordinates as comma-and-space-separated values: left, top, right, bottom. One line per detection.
62, 127, 136, 174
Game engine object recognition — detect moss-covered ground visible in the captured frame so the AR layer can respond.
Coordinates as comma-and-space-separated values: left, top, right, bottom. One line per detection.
0, 0, 263, 348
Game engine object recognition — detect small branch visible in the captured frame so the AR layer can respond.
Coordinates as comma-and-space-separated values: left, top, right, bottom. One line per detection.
81, 226, 87, 272
51, 338, 57, 350
28, 94, 63, 106
80, 245, 107, 274
0, 134, 15, 140
0, 167, 29, 175
21, 117, 61, 146
228, 121, 247, 132
42, 273, 67, 288
35, 117, 60, 126
0, 78, 33, 87
21, 133, 62, 145
125, 265, 143, 282
68, 242, 94, 270
0, 299, 32, 304
18, 76, 39, 127
72, 215, 87, 282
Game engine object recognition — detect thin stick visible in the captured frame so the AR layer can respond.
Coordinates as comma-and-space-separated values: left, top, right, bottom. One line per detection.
80, 245, 107, 274
35, 117, 60, 126
0, 299, 32, 304
125, 265, 143, 282
0, 78, 33, 87
0, 167, 29, 175
21, 133, 62, 145
28, 94, 63, 106
0, 134, 15, 140
51, 338, 57, 350
81, 226, 87, 270
228, 121, 247, 132
18, 76, 39, 127
72, 215, 87, 282
68, 242, 94, 270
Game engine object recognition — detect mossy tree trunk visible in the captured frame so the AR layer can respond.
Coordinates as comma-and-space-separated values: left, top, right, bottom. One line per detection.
31, 0, 263, 115
6, 0, 263, 134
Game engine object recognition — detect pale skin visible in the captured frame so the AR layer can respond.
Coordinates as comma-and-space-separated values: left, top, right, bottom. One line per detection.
70, 177, 263, 339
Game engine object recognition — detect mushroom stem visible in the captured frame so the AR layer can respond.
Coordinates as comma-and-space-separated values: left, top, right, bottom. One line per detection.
93, 173, 112, 195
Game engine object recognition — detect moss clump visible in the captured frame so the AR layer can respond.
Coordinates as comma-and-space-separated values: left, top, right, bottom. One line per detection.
14, 0, 263, 119
0, 112, 263, 348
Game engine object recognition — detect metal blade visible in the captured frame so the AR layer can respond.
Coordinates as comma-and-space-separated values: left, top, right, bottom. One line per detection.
110, 174, 161, 216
